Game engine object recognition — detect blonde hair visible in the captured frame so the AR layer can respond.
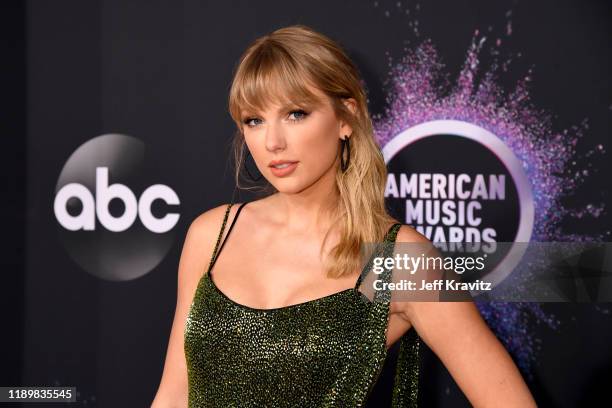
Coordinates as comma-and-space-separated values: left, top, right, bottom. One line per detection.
227, 24, 398, 278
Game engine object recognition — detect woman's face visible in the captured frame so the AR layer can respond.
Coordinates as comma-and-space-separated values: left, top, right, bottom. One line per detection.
241, 86, 355, 194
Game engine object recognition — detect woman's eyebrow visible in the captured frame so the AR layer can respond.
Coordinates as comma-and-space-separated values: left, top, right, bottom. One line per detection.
269, 102, 304, 112
241, 103, 307, 117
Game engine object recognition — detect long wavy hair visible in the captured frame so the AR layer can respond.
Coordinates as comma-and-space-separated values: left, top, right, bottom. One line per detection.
227, 24, 398, 279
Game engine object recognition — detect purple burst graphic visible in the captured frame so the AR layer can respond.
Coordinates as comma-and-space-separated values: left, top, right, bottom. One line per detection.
372, 9, 609, 377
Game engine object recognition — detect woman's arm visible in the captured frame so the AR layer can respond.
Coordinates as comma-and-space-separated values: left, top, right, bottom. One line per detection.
151, 204, 229, 407
396, 226, 537, 407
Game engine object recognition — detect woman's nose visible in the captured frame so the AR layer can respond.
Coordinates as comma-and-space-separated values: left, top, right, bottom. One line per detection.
264, 122, 287, 152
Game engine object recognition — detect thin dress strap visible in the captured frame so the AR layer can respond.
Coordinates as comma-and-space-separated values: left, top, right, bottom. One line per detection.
207, 202, 248, 274
354, 222, 402, 290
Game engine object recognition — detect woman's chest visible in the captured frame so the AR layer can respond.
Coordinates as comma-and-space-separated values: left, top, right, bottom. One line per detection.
211, 245, 361, 310
185, 278, 370, 358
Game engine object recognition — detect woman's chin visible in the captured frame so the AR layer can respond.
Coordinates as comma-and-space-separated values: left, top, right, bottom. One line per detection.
270, 180, 311, 194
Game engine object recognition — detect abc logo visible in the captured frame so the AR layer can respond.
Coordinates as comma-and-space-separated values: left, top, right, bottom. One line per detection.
54, 134, 181, 281
54, 167, 179, 233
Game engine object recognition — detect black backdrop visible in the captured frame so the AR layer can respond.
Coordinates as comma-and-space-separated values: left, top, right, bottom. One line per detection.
3, 0, 611, 407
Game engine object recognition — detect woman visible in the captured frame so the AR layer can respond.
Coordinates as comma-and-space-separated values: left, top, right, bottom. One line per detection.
152, 25, 536, 407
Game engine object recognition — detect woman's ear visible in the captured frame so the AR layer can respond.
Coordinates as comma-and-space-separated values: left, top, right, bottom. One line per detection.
339, 98, 357, 138
343, 98, 357, 116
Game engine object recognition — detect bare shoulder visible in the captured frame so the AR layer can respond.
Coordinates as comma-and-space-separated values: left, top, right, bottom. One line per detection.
189, 202, 234, 238
190, 202, 253, 242
181, 202, 242, 280
395, 224, 431, 244
394, 224, 441, 261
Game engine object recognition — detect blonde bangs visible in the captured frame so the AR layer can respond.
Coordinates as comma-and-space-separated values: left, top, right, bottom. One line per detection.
229, 42, 325, 128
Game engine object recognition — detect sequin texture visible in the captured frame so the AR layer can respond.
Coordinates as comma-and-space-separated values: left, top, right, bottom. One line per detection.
184, 202, 420, 407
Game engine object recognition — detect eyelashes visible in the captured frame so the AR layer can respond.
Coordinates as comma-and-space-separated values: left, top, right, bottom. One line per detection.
242, 109, 309, 128
288, 109, 308, 122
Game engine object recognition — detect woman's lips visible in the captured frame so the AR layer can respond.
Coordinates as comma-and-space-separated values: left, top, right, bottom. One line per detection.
269, 161, 298, 177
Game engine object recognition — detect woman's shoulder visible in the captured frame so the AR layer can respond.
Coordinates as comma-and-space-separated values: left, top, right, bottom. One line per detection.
178, 203, 248, 279
394, 223, 431, 244
188, 202, 245, 239
192, 196, 280, 237
393, 223, 439, 261
187, 199, 269, 243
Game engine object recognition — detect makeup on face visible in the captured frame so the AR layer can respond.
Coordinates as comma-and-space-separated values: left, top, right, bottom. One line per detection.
268, 160, 299, 177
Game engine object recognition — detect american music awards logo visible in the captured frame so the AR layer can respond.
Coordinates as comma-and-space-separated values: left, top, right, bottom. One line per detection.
53, 133, 181, 281
370, 6, 606, 375
382, 120, 534, 289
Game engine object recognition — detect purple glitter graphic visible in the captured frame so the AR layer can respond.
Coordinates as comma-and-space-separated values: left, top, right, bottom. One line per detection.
372, 5, 609, 377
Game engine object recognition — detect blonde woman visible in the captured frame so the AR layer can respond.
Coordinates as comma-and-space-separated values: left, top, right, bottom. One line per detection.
152, 25, 536, 407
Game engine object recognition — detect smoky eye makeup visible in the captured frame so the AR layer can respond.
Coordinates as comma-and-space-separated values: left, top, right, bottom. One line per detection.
287, 108, 310, 120
241, 107, 310, 128
242, 116, 260, 127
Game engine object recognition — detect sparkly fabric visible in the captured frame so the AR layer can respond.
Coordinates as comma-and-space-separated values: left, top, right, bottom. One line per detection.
184, 202, 420, 407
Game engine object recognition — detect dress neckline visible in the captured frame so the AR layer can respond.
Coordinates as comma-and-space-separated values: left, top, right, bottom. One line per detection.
205, 272, 359, 312
204, 202, 401, 313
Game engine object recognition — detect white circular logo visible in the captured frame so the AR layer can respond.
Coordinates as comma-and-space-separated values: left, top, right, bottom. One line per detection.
53, 134, 181, 281
383, 120, 534, 292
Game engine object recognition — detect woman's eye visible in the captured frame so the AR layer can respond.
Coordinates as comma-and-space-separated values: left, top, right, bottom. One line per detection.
243, 117, 262, 127
288, 110, 308, 121
243, 110, 308, 127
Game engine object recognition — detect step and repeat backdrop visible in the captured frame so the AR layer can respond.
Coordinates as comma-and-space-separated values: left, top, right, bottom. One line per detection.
14, 0, 612, 406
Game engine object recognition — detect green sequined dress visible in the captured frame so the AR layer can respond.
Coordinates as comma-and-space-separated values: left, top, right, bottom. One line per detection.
184, 202, 420, 407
